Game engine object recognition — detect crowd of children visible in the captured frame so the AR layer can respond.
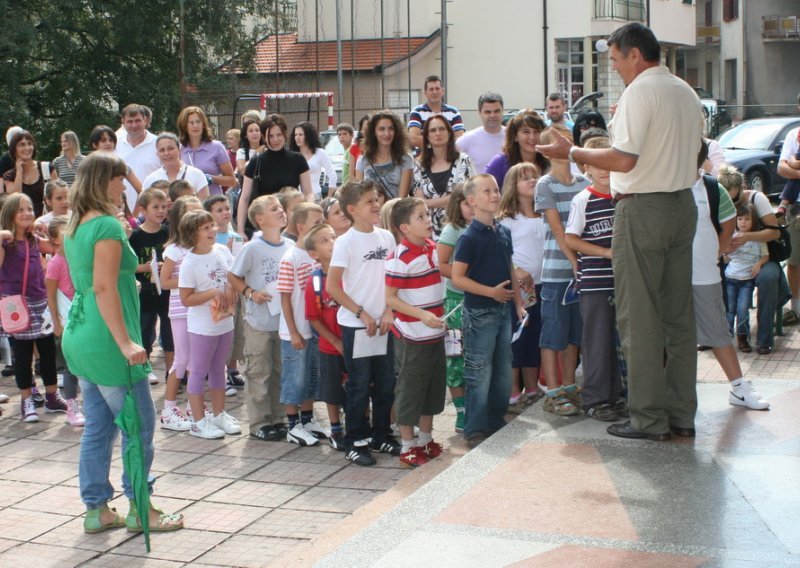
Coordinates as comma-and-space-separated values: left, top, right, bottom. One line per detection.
0, 119, 774, 466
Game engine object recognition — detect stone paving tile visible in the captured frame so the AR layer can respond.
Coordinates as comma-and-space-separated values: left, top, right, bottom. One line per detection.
32, 516, 134, 552
177, 501, 268, 533
112, 528, 228, 563
81, 555, 184, 568
0, 537, 18, 553
280, 443, 356, 465
211, 437, 297, 460
0, 416, 51, 438
0, 434, 16, 447
150, 450, 204, 474
0, 508, 72, 541
173, 453, 269, 479
109, 494, 196, 517
13, 484, 87, 517
0, 479, 52, 506
319, 464, 409, 491
0, 456, 32, 475
244, 459, 344, 486
193, 534, 300, 568
151, 472, 233, 500
1, 458, 78, 485
37, 442, 81, 463
282, 486, 382, 514
0, 541, 97, 567
0, 437, 76, 459
206, 480, 306, 508
27, 423, 84, 445
241, 508, 347, 539
155, 430, 241, 454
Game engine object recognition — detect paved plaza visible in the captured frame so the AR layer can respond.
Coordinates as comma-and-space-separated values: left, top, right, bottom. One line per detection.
0, 317, 799, 567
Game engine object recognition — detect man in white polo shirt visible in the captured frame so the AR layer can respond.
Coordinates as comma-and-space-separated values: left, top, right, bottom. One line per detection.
115, 104, 160, 212
456, 92, 505, 174
537, 22, 703, 442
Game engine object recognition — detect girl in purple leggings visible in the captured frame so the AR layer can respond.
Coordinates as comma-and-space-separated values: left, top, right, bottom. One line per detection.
177, 209, 240, 439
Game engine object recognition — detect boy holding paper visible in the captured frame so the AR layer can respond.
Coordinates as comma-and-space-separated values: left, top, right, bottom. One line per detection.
327, 180, 401, 466
228, 195, 292, 441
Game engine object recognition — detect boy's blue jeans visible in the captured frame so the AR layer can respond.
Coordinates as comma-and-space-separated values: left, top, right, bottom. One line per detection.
462, 303, 512, 439
341, 326, 395, 446
726, 278, 755, 337
78, 377, 156, 510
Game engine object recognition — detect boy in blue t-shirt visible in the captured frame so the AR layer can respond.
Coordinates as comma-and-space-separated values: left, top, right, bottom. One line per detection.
565, 136, 625, 422
452, 174, 526, 448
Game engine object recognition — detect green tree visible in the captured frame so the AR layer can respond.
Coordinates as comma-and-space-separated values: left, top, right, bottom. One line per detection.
0, 0, 286, 156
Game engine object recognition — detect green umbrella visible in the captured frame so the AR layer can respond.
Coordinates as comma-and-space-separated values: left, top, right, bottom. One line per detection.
114, 367, 151, 552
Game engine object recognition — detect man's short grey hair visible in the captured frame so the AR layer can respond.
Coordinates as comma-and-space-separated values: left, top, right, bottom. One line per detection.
478, 92, 504, 111
547, 92, 567, 104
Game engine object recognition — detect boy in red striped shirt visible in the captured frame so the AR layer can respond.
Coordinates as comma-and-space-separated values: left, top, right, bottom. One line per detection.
385, 197, 446, 468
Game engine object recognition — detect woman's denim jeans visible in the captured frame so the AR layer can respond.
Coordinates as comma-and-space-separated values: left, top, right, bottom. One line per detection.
78, 377, 156, 510
462, 303, 512, 439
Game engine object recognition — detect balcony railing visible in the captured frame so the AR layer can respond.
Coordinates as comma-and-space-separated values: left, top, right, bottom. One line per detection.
595, 0, 646, 22
763, 15, 800, 40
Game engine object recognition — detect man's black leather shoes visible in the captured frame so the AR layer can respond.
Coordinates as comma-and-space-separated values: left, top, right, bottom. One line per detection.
607, 421, 671, 441
669, 425, 696, 438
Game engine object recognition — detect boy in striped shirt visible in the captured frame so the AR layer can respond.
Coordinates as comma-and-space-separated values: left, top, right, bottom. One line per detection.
385, 197, 446, 468
565, 136, 624, 422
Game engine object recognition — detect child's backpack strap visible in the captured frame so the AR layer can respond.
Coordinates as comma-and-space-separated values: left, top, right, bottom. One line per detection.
702, 174, 721, 234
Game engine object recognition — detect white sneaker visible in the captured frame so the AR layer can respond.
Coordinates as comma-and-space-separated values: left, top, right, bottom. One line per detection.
0, 392, 9, 403
160, 406, 192, 432
189, 416, 225, 439
148, 372, 159, 385
304, 418, 331, 439
225, 386, 237, 397
287, 423, 319, 446
212, 411, 241, 435
729, 380, 770, 410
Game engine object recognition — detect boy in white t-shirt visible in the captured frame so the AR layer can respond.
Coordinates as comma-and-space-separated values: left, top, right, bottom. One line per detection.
277, 203, 326, 446
327, 180, 401, 466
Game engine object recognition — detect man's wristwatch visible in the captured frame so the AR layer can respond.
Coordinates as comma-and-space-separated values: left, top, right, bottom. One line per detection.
568, 145, 578, 163
355, 306, 364, 319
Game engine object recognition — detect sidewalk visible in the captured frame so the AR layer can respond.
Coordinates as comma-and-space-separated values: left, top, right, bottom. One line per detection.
0, 323, 798, 567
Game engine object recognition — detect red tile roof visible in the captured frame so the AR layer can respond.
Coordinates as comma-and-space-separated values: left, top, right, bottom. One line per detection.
227, 31, 437, 74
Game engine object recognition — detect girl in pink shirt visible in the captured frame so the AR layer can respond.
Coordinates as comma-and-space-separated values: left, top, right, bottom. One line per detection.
45, 215, 84, 426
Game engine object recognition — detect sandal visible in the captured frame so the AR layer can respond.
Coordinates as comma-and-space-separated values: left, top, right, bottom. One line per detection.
543, 394, 581, 416
84, 506, 126, 534
126, 500, 184, 533
783, 309, 800, 326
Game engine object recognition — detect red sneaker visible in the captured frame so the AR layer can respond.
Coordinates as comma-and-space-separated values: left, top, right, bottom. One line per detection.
399, 446, 429, 468
419, 440, 443, 459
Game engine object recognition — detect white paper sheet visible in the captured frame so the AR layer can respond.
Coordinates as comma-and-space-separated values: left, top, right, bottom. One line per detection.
265, 280, 282, 316
150, 251, 162, 294
352, 328, 388, 359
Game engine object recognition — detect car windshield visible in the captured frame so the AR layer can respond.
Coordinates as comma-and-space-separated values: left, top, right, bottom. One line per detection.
717, 123, 779, 151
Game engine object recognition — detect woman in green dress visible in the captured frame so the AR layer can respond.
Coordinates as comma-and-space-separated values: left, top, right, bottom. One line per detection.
62, 152, 184, 534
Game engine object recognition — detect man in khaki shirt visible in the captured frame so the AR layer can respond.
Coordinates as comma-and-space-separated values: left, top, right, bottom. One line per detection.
538, 22, 703, 441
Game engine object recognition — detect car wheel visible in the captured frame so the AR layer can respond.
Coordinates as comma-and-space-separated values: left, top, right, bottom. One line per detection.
747, 170, 767, 194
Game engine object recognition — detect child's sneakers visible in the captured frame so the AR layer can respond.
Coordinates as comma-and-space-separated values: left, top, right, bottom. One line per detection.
729, 379, 770, 410
454, 412, 465, 433
345, 441, 376, 466
189, 417, 225, 439
328, 431, 346, 451
148, 372, 159, 385
304, 418, 330, 439
44, 391, 68, 413
212, 411, 242, 435
160, 406, 192, 432
369, 436, 402, 456
20, 396, 39, 422
66, 399, 86, 427
399, 446, 429, 468
419, 440, 443, 460
287, 423, 319, 446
